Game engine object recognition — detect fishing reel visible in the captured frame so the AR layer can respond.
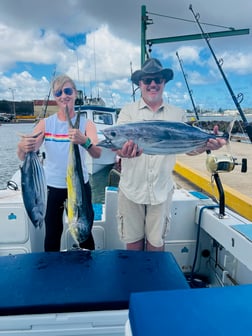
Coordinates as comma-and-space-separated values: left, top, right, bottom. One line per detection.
205, 153, 247, 218
206, 153, 247, 174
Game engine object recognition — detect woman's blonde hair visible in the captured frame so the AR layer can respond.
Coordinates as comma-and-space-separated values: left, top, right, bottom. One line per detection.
52, 74, 77, 92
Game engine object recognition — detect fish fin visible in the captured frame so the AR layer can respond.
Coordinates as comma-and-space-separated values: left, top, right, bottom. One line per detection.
227, 120, 235, 136
221, 120, 235, 143
224, 121, 235, 152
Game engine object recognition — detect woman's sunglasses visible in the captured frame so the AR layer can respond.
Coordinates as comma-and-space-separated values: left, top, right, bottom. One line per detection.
141, 77, 164, 85
54, 87, 74, 97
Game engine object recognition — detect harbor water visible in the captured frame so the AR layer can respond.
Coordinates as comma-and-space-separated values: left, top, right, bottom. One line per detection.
0, 123, 34, 189
0, 123, 112, 203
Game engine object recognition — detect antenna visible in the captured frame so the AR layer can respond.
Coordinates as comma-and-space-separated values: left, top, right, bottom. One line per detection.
176, 52, 199, 120
76, 51, 80, 83
93, 34, 98, 98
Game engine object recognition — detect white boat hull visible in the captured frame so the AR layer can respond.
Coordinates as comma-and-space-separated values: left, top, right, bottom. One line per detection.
86, 147, 116, 175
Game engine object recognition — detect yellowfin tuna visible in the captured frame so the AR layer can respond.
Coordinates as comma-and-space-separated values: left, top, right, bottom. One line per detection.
65, 106, 93, 246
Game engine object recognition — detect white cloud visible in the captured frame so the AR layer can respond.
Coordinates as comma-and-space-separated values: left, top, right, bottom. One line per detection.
0, 23, 67, 71
175, 46, 202, 64
74, 25, 140, 82
0, 71, 49, 101
0, 0, 251, 109
221, 52, 252, 75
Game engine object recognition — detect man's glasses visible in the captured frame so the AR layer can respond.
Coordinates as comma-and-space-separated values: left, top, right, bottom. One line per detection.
141, 77, 164, 85
54, 87, 74, 97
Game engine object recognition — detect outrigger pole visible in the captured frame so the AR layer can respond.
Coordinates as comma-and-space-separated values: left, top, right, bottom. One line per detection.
176, 52, 199, 120
189, 4, 252, 142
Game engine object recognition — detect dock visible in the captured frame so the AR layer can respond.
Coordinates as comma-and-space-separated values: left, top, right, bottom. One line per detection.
173, 141, 252, 220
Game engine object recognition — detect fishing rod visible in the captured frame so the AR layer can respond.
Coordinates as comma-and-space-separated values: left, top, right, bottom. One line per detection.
189, 4, 252, 142
176, 51, 199, 120
41, 66, 57, 119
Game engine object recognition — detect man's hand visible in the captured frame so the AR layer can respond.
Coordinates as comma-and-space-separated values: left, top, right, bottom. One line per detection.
187, 125, 226, 156
116, 140, 143, 158
205, 125, 227, 151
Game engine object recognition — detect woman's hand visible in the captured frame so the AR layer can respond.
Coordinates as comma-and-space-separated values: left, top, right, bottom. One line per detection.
18, 136, 36, 154
17, 131, 43, 160
68, 128, 87, 145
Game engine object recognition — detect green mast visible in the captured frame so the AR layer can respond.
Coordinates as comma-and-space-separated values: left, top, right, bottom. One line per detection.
141, 5, 148, 66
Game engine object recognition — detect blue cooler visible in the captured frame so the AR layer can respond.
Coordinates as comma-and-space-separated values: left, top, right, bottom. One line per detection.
0, 249, 189, 315
128, 284, 252, 335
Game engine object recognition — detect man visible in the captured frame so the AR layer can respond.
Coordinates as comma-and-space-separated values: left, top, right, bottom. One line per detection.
116, 58, 225, 251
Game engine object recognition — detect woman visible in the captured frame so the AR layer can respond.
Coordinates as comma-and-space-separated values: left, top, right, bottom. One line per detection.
17, 74, 101, 251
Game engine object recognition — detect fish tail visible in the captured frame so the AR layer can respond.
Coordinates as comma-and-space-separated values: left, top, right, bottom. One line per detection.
223, 120, 235, 142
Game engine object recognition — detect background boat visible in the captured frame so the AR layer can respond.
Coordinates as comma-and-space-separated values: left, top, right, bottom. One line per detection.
75, 92, 119, 175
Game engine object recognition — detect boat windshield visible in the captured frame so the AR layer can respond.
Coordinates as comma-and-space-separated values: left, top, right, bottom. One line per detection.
93, 112, 113, 125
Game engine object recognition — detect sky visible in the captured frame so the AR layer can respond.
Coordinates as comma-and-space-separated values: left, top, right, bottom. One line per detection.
0, 0, 252, 112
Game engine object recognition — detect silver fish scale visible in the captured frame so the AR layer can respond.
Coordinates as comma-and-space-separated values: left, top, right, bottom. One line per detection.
21, 151, 47, 228
99, 121, 222, 155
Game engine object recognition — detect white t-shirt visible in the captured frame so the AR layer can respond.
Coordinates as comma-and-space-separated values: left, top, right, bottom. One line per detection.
44, 114, 89, 188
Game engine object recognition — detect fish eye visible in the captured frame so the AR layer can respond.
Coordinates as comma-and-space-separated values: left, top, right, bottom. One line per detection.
110, 131, 116, 138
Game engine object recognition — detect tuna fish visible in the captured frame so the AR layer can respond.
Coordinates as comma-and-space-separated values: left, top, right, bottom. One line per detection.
21, 151, 47, 228
98, 120, 229, 155
65, 106, 93, 246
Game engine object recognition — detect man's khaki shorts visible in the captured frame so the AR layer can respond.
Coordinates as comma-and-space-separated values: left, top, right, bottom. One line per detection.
117, 189, 173, 247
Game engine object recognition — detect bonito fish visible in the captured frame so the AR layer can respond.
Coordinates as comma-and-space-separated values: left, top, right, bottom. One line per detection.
65, 106, 93, 246
98, 120, 229, 155
21, 151, 47, 228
